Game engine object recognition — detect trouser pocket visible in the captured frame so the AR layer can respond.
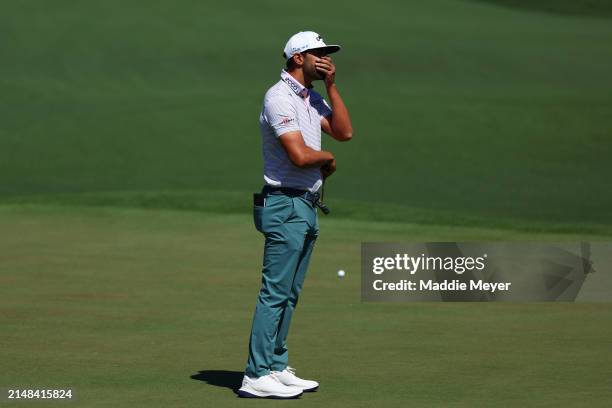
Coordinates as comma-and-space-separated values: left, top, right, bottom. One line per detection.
253, 205, 264, 233
253, 194, 293, 234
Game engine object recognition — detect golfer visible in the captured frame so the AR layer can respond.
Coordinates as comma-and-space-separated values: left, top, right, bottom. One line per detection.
238, 31, 353, 399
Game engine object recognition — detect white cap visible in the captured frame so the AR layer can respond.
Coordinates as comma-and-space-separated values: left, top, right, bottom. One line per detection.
283, 31, 341, 61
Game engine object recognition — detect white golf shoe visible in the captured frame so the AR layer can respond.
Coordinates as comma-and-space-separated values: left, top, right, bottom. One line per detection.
271, 366, 319, 392
237, 373, 303, 399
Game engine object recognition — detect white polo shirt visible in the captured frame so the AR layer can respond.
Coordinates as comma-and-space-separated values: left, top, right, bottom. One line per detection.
259, 69, 333, 193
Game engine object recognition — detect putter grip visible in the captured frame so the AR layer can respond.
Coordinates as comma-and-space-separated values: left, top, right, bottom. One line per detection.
317, 201, 330, 215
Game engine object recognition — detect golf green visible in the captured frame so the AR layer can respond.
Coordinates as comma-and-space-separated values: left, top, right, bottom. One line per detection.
1, 205, 610, 407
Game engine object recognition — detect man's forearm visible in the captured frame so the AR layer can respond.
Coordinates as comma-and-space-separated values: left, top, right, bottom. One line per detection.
293, 147, 334, 168
326, 83, 353, 140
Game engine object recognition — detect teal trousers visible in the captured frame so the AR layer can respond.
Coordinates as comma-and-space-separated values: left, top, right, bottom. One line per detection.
245, 190, 319, 379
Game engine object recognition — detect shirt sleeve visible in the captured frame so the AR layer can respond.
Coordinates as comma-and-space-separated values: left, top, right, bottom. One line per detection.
263, 95, 300, 138
310, 91, 333, 118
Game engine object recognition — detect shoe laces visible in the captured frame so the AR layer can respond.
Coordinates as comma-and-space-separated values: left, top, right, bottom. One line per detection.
270, 366, 296, 377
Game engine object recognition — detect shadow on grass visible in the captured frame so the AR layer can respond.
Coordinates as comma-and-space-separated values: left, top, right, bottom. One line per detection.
190, 370, 243, 394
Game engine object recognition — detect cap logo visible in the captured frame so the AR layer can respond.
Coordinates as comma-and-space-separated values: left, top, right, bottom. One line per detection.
291, 45, 307, 53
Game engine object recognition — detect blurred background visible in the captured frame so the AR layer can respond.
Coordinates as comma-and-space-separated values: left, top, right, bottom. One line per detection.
2, 0, 611, 232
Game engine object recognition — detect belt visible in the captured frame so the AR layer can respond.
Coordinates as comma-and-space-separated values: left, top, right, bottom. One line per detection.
262, 185, 330, 215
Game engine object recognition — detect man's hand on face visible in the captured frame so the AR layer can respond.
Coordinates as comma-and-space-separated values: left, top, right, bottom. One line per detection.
315, 56, 336, 87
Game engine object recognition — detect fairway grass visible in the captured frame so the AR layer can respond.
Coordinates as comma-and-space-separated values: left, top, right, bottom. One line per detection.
4, 189, 612, 237
1, 204, 611, 407
2, 0, 612, 228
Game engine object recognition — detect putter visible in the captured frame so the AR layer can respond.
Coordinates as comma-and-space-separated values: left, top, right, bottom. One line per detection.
316, 181, 331, 215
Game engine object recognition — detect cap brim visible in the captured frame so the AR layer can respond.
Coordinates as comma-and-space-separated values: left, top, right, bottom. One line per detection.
307, 45, 341, 55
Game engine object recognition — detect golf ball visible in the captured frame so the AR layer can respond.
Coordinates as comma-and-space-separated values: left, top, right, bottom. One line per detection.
337, 269, 345, 278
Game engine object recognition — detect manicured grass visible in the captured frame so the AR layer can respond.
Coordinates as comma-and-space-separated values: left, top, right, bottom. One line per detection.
473, 0, 612, 17
1, 205, 611, 407
3, 189, 612, 236
1, 0, 612, 228
1, 1, 611, 406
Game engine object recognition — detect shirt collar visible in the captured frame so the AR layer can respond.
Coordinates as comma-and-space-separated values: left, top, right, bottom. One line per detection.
280, 69, 310, 99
